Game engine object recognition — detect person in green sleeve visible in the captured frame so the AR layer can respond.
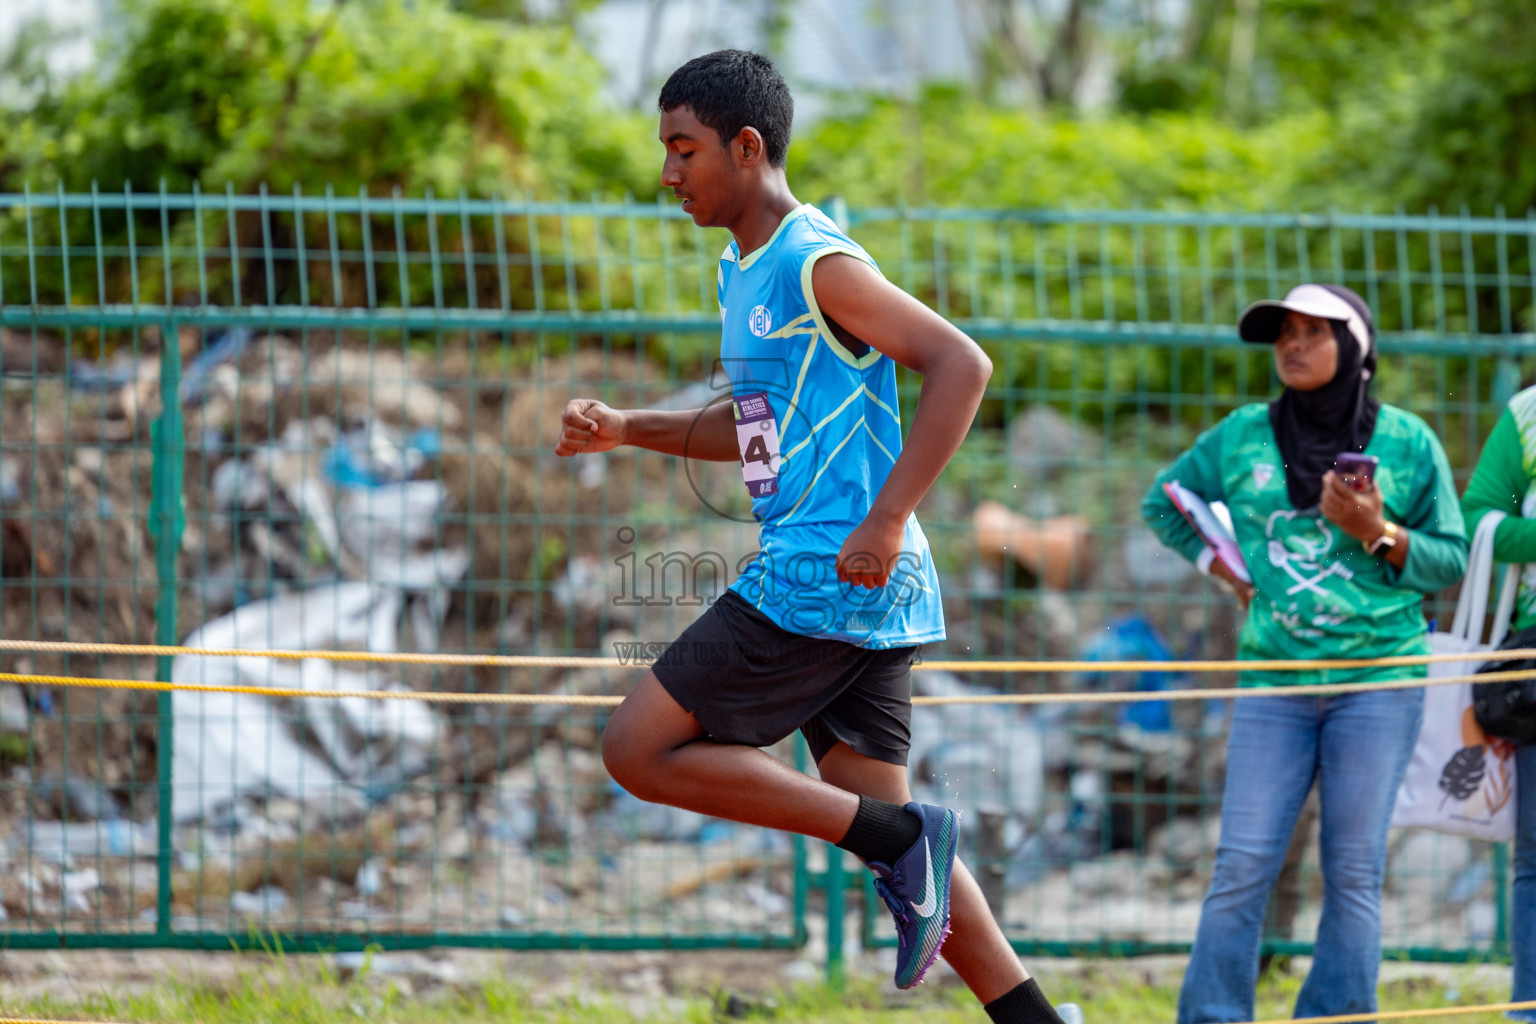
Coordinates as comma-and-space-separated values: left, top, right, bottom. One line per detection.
1460, 389, 1536, 1023
1143, 284, 1469, 1024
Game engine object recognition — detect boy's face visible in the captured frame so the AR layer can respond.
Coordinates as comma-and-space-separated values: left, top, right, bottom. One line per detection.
659, 105, 741, 228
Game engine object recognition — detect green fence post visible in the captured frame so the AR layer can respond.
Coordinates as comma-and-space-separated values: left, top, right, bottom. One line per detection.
825, 843, 845, 989
148, 315, 186, 939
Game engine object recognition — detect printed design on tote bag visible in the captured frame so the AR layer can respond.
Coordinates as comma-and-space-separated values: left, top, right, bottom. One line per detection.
1437, 705, 1516, 820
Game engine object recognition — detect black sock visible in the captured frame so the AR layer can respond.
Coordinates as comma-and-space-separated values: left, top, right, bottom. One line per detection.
984, 979, 1065, 1024
834, 794, 922, 865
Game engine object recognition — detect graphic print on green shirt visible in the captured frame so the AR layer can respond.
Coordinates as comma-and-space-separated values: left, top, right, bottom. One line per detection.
1142, 403, 1469, 687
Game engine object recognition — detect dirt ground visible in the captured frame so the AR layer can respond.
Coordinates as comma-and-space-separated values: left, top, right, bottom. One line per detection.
0, 945, 1515, 1014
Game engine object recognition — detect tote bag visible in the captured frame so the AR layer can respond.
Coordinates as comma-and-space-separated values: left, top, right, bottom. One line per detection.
1389, 511, 1519, 841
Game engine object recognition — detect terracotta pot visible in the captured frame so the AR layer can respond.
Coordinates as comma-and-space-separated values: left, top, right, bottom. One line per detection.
973, 500, 1092, 589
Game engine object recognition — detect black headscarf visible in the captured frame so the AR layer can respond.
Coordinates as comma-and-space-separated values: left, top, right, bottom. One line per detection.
1268, 288, 1379, 510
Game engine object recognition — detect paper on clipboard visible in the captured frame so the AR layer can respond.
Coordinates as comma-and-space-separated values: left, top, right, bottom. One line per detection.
1163, 480, 1251, 583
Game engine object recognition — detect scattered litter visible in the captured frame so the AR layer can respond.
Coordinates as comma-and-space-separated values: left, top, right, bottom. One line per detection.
67, 353, 143, 393
908, 670, 1045, 837
1121, 527, 1195, 587
326, 422, 441, 489
1006, 405, 1097, 479
355, 858, 384, 896
33, 774, 122, 822
552, 554, 607, 616
0, 684, 27, 733
333, 951, 461, 984
180, 328, 254, 405
604, 779, 714, 842
24, 820, 157, 864
0, 456, 19, 505
230, 886, 289, 916
171, 582, 448, 825
1076, 615, 1180, 732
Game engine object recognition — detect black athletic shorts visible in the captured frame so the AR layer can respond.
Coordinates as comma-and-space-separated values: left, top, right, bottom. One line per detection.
651, 590, 919, 766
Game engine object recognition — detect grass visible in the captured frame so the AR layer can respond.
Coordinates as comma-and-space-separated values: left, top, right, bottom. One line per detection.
0, 952, 1520, 1024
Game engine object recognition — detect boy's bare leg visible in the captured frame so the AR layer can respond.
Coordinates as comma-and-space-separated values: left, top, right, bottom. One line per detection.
601, 672, 1028, 1004
815, 740, 1030, 1004
602, 672, 860, 841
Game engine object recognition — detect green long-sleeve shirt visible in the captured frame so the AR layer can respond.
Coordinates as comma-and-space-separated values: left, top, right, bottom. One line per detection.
1461, 387, 1536, 631
1141, 403, 1469, 687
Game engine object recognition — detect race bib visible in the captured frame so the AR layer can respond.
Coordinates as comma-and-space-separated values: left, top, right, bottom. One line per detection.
733, 391, 782, 498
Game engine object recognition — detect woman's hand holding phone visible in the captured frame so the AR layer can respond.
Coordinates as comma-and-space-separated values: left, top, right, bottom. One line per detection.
1333, 452, 1379, 492
1319, 469, 1387, 544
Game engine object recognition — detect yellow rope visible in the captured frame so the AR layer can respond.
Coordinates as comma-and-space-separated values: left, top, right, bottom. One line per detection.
3, 998, 1535, 1024
1245, 999, 1536, 1024
1, 655, 1529, 1023
6, 637, 1536, 674
3, 663, 1535, 707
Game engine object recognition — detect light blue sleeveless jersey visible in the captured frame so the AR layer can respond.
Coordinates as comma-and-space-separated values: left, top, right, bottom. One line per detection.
717, 204, 946, 648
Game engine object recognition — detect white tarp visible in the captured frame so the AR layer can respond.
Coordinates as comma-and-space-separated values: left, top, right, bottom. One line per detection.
171, 581, 451, 824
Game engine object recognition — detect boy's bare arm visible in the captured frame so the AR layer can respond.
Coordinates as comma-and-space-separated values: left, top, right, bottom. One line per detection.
555, 399, 739, 461
810, 253, 993, 587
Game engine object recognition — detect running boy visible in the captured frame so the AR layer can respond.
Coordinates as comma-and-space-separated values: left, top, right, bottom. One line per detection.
555, 50, 1068, 1024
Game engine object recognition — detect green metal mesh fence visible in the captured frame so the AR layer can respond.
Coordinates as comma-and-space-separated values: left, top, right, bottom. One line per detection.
0, 189, 1532, 965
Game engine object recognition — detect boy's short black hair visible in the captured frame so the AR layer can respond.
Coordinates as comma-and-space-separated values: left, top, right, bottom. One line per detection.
658, 50, 793, 168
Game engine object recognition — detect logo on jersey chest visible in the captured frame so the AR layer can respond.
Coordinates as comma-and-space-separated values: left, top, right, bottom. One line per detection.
748, 305, 773, 337
1253, 464, 1276, 489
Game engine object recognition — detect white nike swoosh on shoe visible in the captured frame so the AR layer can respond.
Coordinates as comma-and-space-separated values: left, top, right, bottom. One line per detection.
910, 837, 939, 918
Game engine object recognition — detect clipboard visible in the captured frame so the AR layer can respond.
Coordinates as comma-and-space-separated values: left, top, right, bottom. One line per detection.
1163, 480, 1251, 583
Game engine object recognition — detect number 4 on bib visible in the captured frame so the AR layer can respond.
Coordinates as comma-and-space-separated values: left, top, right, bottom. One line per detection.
733, 391, 782, 498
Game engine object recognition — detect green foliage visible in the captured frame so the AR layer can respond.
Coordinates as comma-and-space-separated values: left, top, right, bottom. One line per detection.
1113, 0, 1450, 119
0, 731, 30, 766
0, 956, 1513, 1023
4, 0, 1531, 218
792, 86, 1329, 211
1, 0, 653, 198
1246, 0, 1447, 115
445, 0, 603, 22
1382, 0, 1536, 216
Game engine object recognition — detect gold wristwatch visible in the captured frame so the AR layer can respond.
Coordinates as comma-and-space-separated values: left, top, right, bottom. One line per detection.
1365, 521, 1399, 556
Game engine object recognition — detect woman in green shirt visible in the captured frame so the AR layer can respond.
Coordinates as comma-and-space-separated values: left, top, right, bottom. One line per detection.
1142, 284, 1469, 1023
1459, 390, 1536, 1023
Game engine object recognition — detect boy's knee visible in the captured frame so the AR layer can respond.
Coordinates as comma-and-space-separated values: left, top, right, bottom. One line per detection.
602, 718, 655, 798
600, 718, 631, 779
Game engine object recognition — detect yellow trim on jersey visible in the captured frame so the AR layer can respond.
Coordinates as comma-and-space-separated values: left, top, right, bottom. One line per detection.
765, 312, 817, 339
861, 384, 901, 424
863, 421, 897, 465
781, 383, 867, 464
736, 205, 812, 271
800, 245, 883, 370
779, 416, 867, 525
774, 313, 824, 438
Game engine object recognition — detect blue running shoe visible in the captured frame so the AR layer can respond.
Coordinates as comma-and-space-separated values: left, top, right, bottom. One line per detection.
867, 801, 959, 989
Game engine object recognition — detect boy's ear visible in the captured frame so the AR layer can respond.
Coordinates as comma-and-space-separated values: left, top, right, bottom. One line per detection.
736, 126, 766, 168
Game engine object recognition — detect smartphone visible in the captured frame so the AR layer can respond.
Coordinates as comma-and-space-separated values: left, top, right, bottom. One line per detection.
1334, 452, 1380, 491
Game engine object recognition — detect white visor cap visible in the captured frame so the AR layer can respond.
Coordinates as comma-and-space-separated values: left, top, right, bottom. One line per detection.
1237, 284, 1372, 362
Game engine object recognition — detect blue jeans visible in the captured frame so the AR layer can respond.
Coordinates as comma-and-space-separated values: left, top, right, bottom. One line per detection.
1513, 743, 1536, 1022
1177, 688, 1424, 1023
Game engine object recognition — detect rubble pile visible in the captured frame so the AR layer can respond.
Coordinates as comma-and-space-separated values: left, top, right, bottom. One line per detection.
0, 332, 1496, 951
